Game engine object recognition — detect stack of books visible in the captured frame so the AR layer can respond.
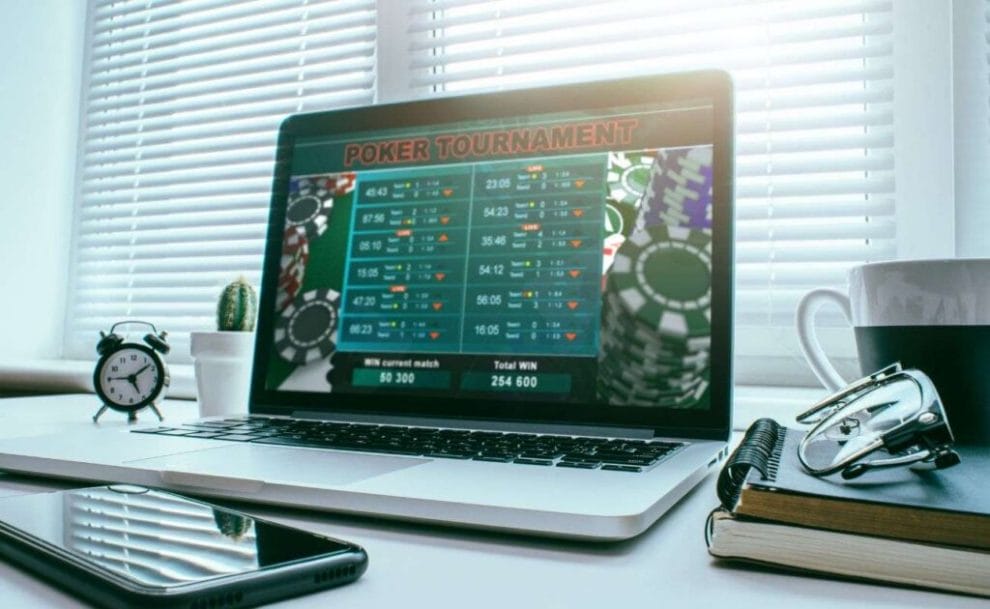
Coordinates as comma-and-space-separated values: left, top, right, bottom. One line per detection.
707, 418, 990, 597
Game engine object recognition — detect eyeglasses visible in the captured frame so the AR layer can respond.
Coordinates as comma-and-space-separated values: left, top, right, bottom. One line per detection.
795, 363, 961, 480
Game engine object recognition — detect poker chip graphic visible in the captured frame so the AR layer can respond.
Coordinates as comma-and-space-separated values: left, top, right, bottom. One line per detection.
286, 178, 334, 239
597, 224, 712, 408
315, 172, 356, 196
275, 288, 340, 364
601, 232, 626, 278
607, 151, 654, 206
276, 225, 309, 312
636, 147, 713, 231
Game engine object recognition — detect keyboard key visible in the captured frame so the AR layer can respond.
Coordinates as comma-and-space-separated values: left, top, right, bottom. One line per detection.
184, 431, 225, 439
513, 458, 553, 466
601, 465, 642, 472
556, 462, 598, 469
425, 452, 472, 460
213, 434, 263, 442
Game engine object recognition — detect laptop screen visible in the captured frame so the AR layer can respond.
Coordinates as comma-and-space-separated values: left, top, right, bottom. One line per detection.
254, 73, 732, 434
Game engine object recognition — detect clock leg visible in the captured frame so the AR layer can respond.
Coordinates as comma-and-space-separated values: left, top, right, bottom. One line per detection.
149, 404, 164, 422
127, 411, 137, 423
92, 405, 108, 423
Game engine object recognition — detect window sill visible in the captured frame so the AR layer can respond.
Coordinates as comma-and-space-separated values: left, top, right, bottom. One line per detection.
0, 358, 197, 400
732, 385, 826, 430
0, 359, 827, 430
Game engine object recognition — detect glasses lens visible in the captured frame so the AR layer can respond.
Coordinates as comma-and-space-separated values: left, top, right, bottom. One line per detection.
801, 376, 923, 473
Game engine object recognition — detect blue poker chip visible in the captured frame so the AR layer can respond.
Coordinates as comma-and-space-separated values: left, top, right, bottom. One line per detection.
636, 147, 714, 231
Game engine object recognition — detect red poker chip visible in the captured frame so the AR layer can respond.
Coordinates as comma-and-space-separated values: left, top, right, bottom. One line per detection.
318, 172, 356, 197
277, 226, 309, 311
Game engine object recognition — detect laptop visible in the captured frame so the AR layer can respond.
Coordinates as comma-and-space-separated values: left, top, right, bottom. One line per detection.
0, 71, 734, 540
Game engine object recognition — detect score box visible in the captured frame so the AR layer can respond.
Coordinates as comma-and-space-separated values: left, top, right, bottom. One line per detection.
339, 155, 609, 356
340, 315, 461, 353
460, 372, 572, 394
461, 315, 595, 356
352, 368, 452, 390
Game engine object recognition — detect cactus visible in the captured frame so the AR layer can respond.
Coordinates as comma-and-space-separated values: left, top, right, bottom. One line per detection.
212, 510, 252, 540
217, 277, 257, 332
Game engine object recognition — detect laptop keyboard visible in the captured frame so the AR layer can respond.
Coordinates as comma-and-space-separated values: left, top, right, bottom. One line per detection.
133, 417, 684, 473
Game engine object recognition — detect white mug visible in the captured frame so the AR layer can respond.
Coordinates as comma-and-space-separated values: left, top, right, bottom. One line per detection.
796, 258, 990, 444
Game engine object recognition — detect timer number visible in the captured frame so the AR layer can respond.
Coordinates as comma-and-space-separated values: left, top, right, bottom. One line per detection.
484, 177, 512, 190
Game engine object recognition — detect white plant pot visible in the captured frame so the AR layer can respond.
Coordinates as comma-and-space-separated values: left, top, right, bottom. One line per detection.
190, 331, 255, 418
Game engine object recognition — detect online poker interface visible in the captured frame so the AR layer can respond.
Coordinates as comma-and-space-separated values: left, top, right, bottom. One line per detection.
265, 99, 715, 410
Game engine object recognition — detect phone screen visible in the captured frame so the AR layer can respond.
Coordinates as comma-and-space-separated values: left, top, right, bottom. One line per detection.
0, 486, 355, 589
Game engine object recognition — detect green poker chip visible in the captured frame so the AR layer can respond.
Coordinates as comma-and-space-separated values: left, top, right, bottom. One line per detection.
600, 294, 711, 354
597, 223, 714, 407
607, 151, 655, 206
598, 370, 710, 408
597, 355, 705, 387
606, 225, 712, 339
602, 199, 640, 240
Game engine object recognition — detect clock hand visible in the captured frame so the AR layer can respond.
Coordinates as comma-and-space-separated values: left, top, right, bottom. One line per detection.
129, 377, 141, 393
134, 364, 151, 376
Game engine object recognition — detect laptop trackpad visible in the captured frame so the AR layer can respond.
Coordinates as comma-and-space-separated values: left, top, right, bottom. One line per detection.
127, 444, 429, 488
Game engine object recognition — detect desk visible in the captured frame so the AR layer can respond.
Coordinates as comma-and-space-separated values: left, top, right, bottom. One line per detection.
0, 395, 982, 609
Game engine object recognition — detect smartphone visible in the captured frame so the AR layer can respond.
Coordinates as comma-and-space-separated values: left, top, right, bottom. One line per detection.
0, 484, 367, 608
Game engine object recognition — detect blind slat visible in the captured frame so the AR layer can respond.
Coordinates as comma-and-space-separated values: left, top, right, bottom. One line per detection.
403, 0, 896, 336
68, 0, 377, 362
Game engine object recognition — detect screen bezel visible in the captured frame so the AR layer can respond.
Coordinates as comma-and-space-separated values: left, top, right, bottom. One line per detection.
251, 71, 734, 440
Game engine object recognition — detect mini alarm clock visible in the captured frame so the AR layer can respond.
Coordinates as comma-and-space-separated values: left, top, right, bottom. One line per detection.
92, 321, 170, 423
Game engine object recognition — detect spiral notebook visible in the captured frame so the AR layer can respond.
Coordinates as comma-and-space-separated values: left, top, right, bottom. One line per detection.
707, 419, 990, 596
713, 418, 990, 549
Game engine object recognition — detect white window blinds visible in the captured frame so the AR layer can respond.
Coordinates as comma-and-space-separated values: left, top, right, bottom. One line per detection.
66, 0, 897, 382
404, 0, 895, 381
67, 0, 376, 363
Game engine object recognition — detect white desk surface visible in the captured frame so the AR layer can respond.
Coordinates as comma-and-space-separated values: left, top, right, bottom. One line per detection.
0, 394, 982, 609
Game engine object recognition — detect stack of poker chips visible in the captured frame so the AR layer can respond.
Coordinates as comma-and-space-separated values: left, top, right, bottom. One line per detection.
635, 147, 713, 232
275, 173, 355, 366
602, 151, 656, 277
597, 224, 711, 408
277, 225, 309, 312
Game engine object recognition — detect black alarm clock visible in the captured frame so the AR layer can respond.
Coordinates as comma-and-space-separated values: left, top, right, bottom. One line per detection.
92, 321, 170, 423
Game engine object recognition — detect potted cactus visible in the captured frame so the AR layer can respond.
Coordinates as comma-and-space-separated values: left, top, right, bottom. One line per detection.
190, 277, 258, 417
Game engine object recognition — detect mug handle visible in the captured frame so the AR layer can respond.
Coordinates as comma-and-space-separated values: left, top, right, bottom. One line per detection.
796, 288, 853, 392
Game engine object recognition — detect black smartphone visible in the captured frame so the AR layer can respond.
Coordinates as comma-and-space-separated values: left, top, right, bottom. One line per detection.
0, 484, 367, 608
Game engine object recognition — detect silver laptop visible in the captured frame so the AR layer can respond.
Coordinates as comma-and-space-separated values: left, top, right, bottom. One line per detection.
0, 71, 734, 540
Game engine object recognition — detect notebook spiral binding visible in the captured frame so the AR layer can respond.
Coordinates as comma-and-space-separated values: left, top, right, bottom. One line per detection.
715, 418, 787, 509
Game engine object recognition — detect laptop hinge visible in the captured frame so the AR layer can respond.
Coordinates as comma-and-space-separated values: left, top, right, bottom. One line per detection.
289, 410, 654, 439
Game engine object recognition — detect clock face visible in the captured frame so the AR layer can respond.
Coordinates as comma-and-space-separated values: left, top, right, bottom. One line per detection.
96, 345, 165, 410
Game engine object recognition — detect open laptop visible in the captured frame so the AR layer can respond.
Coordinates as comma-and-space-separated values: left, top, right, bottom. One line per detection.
0, 71, 734, 540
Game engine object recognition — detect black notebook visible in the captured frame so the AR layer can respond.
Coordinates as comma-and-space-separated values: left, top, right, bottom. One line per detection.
714, 418, 990, 549
706, 418, 990, 597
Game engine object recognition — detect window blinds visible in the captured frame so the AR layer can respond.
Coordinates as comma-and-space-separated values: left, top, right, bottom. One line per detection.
405, 0, 895, 342
67, 0, 895, 378
67, 0, 376, 362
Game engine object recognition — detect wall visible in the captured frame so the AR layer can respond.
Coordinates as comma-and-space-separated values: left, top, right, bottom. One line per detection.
954, 0, 990, 257
0, 1, 85, 360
